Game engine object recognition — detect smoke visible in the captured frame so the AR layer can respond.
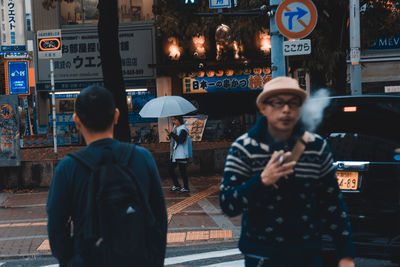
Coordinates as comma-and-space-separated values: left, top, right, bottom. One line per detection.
301, 88, 331, 132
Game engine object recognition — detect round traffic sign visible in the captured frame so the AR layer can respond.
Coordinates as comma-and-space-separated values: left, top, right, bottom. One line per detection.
38, 38, 61, 51
0, 104, 13, 120
275, 0, 318, 39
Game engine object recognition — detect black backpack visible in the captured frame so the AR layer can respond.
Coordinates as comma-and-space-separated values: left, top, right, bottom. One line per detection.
68, 143, 164, 267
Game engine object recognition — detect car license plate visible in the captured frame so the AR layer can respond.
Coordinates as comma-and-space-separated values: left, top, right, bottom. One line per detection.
336, 171, 359, 191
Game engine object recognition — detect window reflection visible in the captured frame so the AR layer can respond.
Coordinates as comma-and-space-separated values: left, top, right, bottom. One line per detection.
61, 0, 154, 25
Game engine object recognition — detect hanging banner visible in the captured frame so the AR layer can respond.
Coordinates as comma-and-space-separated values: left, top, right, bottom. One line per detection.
0, 0, 26, 53
182, 73, 272, 94
0, 95, 20, 166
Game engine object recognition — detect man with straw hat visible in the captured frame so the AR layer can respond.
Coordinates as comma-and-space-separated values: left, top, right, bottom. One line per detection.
219, 76, 355, 267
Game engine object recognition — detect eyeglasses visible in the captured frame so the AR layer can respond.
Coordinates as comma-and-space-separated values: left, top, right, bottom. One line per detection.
264, 99, 302, 109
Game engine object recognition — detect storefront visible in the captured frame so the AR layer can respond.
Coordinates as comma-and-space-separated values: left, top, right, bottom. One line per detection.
180, 68, 272, 141
348, 34, 400, 94
38, 89, 157, 146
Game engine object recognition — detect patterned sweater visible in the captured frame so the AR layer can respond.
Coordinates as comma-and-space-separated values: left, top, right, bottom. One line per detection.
219, 116, 354, 261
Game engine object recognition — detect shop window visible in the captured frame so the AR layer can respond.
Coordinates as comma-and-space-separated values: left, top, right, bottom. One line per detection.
61, 0, 154, 25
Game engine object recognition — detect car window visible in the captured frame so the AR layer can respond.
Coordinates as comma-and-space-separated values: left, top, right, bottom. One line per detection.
303, 96, 400, 162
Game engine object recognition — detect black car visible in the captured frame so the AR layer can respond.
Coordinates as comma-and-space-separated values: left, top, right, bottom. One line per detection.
302, 94, 400, 263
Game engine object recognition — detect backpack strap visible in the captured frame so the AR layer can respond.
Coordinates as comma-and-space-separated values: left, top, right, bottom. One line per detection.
68, 149, 98, 171
116, 143, 157, 226
117, 142, 135, 166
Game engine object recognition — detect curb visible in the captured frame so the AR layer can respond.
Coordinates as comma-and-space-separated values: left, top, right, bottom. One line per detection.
0, 252, 52, 260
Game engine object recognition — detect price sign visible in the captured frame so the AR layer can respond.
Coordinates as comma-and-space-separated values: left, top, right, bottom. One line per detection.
283, 39, 311, 56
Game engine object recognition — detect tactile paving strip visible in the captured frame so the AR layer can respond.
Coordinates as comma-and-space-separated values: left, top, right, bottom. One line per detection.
167, 185, 219, 223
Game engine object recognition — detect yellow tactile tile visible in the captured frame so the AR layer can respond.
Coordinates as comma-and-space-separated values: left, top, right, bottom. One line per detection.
209, 230, 233, 239
167, 232, 187, 243
185, 231, 210, 241
167, 185, 220, 223
37, 239, 50, 251
0, 221, 47, 228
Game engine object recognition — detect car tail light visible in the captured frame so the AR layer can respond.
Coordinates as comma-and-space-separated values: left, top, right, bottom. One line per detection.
343, 106, 357, 112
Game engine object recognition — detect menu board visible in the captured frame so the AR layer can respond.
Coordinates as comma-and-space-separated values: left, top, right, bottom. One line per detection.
183, 115, 208, 142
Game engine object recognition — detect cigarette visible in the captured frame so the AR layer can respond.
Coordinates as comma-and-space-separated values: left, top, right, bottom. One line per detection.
279, 155, 284, 165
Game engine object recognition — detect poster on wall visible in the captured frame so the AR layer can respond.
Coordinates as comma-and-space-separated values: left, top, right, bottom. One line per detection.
0, 95, 20, 167
183, 115, 208, 142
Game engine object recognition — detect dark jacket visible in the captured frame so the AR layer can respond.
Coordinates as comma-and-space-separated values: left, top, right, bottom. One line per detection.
219, 116, 354, 262
47, 138, 167, 266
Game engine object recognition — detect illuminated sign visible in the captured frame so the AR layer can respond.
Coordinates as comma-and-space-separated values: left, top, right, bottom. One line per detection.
5, 60, 30, 95
182, 73, 272, 94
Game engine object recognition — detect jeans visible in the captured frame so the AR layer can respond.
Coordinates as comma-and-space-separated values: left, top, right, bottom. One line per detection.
244, 254, 323, 267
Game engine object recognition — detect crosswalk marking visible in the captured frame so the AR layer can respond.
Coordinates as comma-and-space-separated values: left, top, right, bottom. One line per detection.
202, 259, 244, 266
164, 248, 240, 265
38, 248, 242, 267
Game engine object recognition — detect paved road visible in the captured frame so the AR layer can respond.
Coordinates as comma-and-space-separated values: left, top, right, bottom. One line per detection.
0, 241, 399, 266
1, 175, 399, 266
0, 175, 239, 258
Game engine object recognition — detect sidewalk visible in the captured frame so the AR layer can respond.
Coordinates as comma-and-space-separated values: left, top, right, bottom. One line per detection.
0, 174, 241, 259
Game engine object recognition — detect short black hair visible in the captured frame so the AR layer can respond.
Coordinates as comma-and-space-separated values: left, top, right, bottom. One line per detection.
173, 116, 184, 125
75, 85, 116, 132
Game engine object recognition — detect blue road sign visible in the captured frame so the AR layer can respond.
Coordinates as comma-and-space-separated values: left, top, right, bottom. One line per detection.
8, 61, 29, 95
209, 0, 231, 9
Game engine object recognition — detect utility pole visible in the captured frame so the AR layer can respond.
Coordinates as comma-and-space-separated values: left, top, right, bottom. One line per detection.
349, 0, 362, 95
270, 0, 285, 78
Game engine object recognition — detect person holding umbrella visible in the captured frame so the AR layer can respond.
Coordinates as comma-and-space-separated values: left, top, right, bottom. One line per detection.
165, 116, 192, 193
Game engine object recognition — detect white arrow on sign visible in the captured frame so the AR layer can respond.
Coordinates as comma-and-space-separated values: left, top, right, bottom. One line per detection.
283, 39, 311, 56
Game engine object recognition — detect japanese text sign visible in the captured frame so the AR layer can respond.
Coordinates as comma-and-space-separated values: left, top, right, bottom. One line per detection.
5, 60, 30, 95
283, 39, 311, 56
183, 73, 272, 94
0, 0, 26, 53
36, 24, 156, 91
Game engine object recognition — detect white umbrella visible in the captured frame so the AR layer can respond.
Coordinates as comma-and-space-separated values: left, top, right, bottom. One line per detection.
139, 95, 197, 118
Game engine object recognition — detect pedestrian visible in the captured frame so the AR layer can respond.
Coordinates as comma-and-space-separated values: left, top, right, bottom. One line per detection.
47, 85, 167, 267
165, 115, 192, 193
219, 76, 355, 267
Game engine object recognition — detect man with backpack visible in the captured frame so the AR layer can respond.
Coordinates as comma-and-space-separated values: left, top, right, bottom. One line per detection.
47, 85, 167, 267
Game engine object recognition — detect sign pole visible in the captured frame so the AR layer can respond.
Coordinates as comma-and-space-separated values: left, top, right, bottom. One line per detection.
50, 58, 57, 156
270, 0, 285, 78
350, 0, 362, 95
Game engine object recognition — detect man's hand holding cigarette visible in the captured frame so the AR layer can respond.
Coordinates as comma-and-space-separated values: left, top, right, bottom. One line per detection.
260, 150, 296, 188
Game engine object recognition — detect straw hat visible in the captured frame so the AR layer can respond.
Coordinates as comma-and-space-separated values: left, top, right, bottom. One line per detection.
256, 76, 308, 106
